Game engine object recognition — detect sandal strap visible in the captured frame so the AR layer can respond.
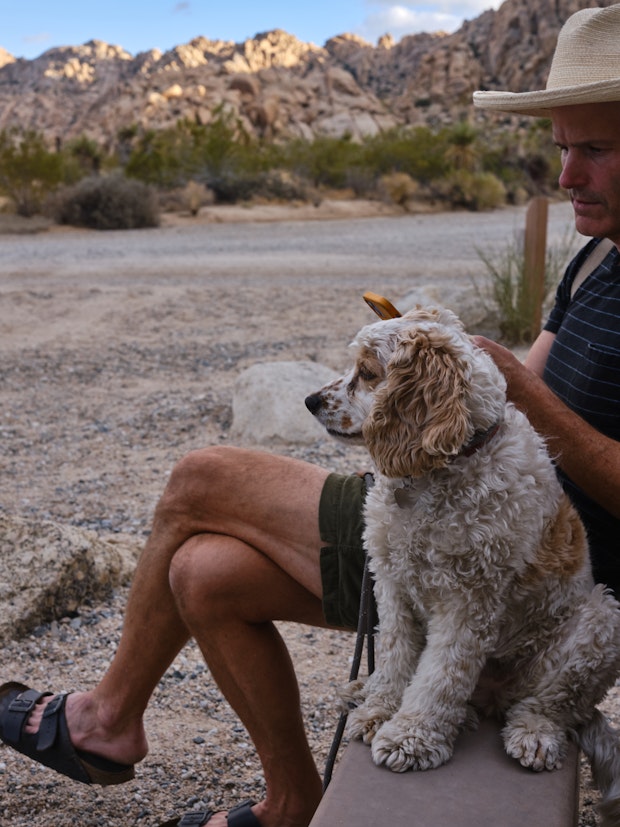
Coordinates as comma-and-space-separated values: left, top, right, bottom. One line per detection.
178, 811, 213, 827
227, 800, 259, 827
5, 688, 52, 744
38, 693, 69, 751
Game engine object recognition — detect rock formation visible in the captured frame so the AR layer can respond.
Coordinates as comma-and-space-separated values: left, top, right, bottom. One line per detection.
0, 0, 614, 149
0, 514, 139, 642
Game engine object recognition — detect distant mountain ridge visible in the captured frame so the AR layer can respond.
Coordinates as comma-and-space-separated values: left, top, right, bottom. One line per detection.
0, 0, 614, 148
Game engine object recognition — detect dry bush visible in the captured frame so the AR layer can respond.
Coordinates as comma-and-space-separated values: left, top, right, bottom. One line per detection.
442, 170, 507, 211
50, 174, 160, 230
377, 172, 419, 208
182, 180, 213, 215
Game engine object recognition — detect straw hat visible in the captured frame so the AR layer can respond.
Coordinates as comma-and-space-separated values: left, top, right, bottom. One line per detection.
473, 5, 620, 116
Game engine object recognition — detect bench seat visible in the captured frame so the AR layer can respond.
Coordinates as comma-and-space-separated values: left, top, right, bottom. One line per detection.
310, 717, 579, 826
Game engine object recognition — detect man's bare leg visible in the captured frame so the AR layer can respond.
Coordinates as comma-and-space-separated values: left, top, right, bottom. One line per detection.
169, 532, 330, 827
22, 447, 334, 826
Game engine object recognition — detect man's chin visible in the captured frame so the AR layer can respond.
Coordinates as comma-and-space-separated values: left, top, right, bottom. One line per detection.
572, 205, 610, 239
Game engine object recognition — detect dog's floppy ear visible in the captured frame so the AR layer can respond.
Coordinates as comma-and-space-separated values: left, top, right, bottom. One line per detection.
363, 327, 470, 477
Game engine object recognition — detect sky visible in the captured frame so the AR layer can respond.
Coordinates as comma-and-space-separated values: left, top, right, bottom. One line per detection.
1, 0, 504, 60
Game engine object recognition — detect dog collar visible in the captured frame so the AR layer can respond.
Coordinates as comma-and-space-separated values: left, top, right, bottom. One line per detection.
460, 421, 502, 457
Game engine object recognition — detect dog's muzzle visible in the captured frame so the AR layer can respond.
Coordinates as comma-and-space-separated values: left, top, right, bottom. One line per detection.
304, 393, 323, 415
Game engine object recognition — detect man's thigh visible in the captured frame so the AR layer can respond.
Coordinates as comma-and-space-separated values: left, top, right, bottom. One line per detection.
188, 446, 331, 597
181, 447, 367, 627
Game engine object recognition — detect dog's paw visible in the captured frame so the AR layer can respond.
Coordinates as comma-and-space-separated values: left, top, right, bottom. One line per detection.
339, 679, 367, 711
503, 717, 567, 771
370, 718, 454, 772
463, 703, 480, 732
346, 703, 392, 744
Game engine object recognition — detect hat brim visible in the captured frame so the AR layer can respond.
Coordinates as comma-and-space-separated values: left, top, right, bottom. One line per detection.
473, 78, 620, 117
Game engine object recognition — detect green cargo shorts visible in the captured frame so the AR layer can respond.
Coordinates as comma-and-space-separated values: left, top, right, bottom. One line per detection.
318, 472, 370, 630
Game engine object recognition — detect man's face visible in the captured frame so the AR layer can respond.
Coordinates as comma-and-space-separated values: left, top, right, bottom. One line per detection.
552, 102, 620, 245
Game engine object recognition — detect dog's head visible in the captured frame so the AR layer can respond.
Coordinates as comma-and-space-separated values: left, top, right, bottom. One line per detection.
305, 305, 506, 478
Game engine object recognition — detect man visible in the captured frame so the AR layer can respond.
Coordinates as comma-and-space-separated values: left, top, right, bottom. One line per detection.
1, 6, 620, 827
472, 4, 620, 592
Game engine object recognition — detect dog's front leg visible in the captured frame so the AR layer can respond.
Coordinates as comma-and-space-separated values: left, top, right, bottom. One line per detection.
346, 576, 426, 745
371, 610, 494, 771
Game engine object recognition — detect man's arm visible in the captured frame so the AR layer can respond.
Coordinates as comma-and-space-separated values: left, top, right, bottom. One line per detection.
474, 333, 620, 520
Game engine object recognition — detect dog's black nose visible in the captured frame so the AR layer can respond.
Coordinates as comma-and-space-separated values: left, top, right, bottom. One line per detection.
305, 393, 322, 414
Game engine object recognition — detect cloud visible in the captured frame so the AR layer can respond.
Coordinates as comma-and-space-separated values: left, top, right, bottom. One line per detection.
173, 2, 191, 13
367, 0, 501, 14
358, 1, 503, 42
22, 32, 52, 45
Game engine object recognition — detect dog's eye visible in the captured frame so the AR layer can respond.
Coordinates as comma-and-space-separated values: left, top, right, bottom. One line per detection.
358, 367, 377, 382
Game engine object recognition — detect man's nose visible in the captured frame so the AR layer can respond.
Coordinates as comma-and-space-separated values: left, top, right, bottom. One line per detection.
558, 149, 587, 190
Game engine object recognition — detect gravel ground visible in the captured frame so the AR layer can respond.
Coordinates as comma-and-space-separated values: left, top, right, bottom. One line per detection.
0, 201, 616, 826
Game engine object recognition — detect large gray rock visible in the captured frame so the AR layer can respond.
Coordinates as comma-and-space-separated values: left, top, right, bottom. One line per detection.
231, 361, 337, 445
0, 514, 139, 643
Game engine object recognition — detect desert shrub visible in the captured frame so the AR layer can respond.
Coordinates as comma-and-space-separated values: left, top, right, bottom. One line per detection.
0, 128, 67, 216
51, 174, 160, 230
182, 180, 213, 215
206, 168, 313, 204
124, 127, 191, 187
125, 110, 264, 191
256, 169, 314, 202
444, 122, 480, 172
64, 135, 104, 175
477, 119, 562, 199
476, 223, 576, 344
207, 170, 264, 204
377, 172, 419, 207
443, 170, 506, 211
360, 126, 450, 183
343, 165, 376, 197
280, 135, 363, 189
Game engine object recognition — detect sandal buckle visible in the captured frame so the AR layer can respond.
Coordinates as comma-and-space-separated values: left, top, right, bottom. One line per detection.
8, 697, 35, 714
178, 812, 211, 827
42, 694, 65, 717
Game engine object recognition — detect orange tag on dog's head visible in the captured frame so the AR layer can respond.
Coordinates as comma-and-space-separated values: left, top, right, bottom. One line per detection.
363, 292, 402, 320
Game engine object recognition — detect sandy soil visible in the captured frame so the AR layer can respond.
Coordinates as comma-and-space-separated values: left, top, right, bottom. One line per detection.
0, 199, 615, 825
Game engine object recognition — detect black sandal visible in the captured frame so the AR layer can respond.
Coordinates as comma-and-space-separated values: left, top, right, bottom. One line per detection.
177, 800, 260, 826
0, 681, 135, 785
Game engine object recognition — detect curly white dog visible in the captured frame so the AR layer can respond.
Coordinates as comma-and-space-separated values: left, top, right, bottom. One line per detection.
306, 305, 620, 823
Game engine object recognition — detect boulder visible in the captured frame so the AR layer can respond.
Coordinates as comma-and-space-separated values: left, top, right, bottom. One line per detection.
231, 361, 337, 445
398, 284, 499, 334
0, 0, 596, 145
0, 513, 139, 643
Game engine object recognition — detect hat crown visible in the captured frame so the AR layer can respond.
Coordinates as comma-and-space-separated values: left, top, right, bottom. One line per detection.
547, 5, 620, 90
472, 4, 620, 115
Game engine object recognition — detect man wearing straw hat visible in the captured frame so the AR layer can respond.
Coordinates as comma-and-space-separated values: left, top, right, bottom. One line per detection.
473, 4, 620, 598
0, 7, 620, 827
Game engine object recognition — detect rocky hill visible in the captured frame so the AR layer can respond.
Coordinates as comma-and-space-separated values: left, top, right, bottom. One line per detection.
0, 0, 614, 149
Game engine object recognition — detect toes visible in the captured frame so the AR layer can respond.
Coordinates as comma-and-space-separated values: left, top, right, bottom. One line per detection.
371, 722, 453, 772
503, 722, 566, 771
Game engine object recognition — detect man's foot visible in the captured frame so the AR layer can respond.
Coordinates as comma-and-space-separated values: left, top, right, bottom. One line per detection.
177, 797, 318, 827
0, 682, 147, 785
178, 800, 261, 826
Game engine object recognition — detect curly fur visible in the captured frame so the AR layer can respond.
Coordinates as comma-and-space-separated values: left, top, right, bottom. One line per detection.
306, 306, 620, 824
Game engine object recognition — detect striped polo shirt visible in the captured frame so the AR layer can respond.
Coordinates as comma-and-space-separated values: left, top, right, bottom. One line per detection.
543, 238, 620, 593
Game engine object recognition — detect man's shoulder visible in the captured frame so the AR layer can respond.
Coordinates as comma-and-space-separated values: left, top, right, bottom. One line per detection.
568, 238, 617, 298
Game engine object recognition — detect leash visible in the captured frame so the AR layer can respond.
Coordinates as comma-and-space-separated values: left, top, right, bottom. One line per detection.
322, 473, 378, 791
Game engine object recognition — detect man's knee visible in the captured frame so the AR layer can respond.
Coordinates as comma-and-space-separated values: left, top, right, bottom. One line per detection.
158, 445, 240, 519
168, 535, 252, 625
168, 537, 209, 617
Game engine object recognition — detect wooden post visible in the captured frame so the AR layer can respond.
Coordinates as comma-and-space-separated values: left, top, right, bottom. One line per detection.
522, 196, 548, 340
